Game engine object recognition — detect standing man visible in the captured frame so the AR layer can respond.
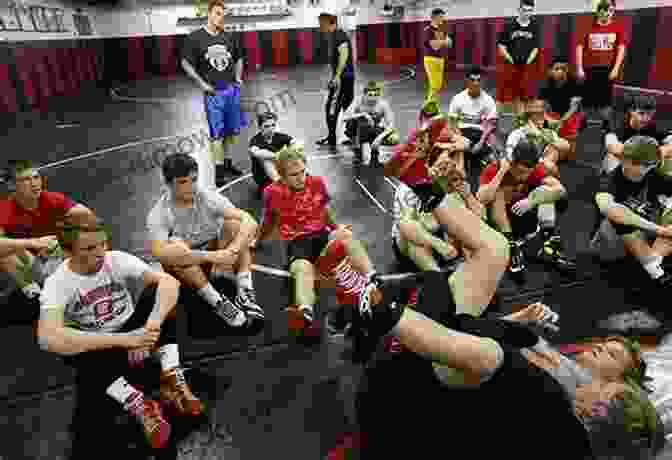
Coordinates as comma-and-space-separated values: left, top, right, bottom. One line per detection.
181, 0, 246, 187
423, 8, 453, 104
316, 10, 355, 148
576, 0, 627, 134
496, 0, 540, 115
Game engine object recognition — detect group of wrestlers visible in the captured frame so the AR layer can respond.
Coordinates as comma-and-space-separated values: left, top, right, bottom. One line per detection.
0, 0, 671, 457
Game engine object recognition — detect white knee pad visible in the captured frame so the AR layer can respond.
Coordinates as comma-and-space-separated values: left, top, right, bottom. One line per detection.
537, 203, 556, 228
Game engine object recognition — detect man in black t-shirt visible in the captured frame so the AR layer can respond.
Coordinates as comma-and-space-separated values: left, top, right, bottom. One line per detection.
496, 0, 540, 115
181, 0, 246, 186
248, 112, 295, 194
593, 136, 672, 289
601, 93, 672, 175
316, 11, 355, 148
537, 57, 584, 159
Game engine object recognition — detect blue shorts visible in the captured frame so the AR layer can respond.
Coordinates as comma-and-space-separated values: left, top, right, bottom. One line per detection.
204, 82, 248, 140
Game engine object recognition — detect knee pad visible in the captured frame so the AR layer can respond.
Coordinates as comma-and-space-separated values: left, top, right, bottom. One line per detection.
289, 258, 313, 276
556, 195, 569, 214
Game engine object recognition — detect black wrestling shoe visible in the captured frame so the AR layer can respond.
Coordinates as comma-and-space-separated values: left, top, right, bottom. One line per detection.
316, 137, 337, 147
509, 241, 526, 274
358, 275, 405, 339
655, 272, 672, 289
537, 235, 576, 273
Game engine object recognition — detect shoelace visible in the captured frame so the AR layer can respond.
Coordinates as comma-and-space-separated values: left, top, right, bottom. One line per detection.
217, 300, 241, 322
142, 401, 163, 433
124, 392, 145, 418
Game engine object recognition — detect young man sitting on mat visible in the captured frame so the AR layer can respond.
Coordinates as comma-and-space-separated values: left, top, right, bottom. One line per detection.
249, 111, 297, 196
37, 220, 203, 455
341, 80, 400, 166
538, 57, 585, 161
478, 139, 575, 275
255, 143, 380, 340
0, 160, 97, 301
148, 154, 264, 329
600, 93, 672, 175
506, 95, 572, 178
592, 136, 672, 292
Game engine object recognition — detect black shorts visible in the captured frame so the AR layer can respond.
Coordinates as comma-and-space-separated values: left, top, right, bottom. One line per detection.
357, 344, 592, 458
286, 230, 331, 268
583, 66, 613, 109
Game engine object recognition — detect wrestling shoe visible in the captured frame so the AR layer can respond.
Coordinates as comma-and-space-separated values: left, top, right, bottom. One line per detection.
508, 240, 526, 273
537, 234, 576, 272
655, 272, 672, 289
234, 288, 265, 321
358, 275, 405, 339
125, 395, 171, 449
160, 367, 205, 417
316, 137, 337, 147
214, 298, 247, 327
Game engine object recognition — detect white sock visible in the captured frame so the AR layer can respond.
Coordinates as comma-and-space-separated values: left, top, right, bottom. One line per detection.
641, 255, 664, 279
237, 271, 253, 292
602, 154, 620, 174
155, 343, 180, 371
198, 283, 224, 307
106, 376, 143, 408
298, 304, 314, 320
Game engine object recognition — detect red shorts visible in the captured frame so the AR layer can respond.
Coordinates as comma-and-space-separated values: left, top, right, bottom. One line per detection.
496, 64, 534, 103
547, 111, 584, 140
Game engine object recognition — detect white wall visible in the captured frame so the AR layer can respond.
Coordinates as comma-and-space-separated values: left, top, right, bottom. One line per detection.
0, 0, 86, 41
4, 0, 670, 40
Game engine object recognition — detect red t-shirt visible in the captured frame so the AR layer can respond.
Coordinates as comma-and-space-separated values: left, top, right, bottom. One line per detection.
581, 21, 626, 68
480, 161, 546, 202
262, 175, 334, 241
0, 191, 75, 239
390, 145, 431, 186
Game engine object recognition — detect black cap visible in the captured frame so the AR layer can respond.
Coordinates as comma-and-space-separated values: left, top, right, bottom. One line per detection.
512, 139, 541, 165
431, 8, 445, 16
521, 0, 534, 7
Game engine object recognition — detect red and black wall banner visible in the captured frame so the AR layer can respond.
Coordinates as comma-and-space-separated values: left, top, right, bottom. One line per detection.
0, 6, 670, 114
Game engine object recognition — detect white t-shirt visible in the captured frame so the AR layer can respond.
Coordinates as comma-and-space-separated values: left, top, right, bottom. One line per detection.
349, 98, 394, 129
40, 251, 150, 332
448, 89, 497, 131
147, 186, 234, 249
505, 126, 559, 161
391, 183, 441, 241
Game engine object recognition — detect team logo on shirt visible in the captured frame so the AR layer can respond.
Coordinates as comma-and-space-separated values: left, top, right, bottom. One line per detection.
205, 44, 232, 72
511, 30, 533, 40
589, 33, 617, 50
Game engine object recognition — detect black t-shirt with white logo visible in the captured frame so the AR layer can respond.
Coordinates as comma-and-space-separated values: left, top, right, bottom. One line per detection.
331, 29, 355, 80
182, 28, 243, 86
614, 124, 672, 146
249, 132, 293, 186
497, 18, 540, 65
538, 78, 582, 115
598, 168, 669, 222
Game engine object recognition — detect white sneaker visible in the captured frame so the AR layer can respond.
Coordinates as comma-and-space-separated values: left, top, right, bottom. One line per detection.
214, 299, 247, 327
21, 282, 41, 299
